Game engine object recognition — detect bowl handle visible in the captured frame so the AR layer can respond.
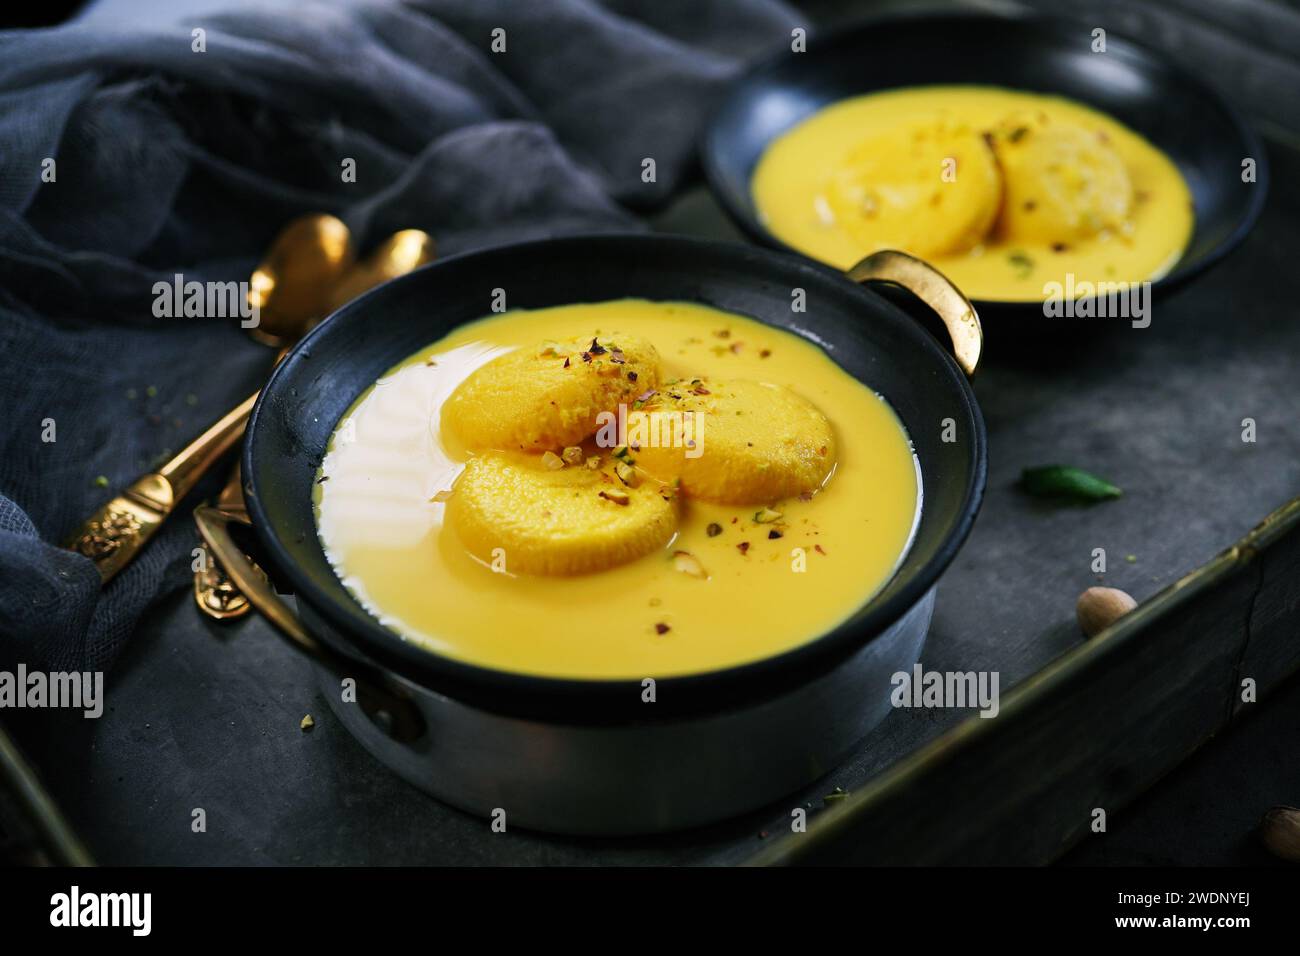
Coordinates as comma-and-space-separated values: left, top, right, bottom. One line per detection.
847, 250, 982, 376
194, 505, 425, 742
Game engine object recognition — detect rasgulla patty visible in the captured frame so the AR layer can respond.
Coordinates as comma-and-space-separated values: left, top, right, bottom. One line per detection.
827, 117, 1003, 259
442, 333, 659, 453
627, 378, 835, 505
446, 453, 677, 576
990, 112, 1134, 244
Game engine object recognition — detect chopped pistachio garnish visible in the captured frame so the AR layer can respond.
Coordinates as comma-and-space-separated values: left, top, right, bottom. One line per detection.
1008, 250, 1035, 277
542, 450, 565, 470
753, 507, 782, 523
538, 341, 563, 357
615, 460, 639, 487
671, 550, 707, 579
93, 475, 109, 488
561, 446, 583, 465
585, 455, 601, 470
598, 489, 630, 506
300, 714, 315, 732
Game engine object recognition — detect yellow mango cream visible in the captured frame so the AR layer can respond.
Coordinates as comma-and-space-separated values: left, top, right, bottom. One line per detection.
751, 85, 1194, 302
314, 299, 920, 679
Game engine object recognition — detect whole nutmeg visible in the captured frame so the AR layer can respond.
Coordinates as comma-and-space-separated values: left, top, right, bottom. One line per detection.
1259, 806, 1300, 862
1076, 586, 1137, 638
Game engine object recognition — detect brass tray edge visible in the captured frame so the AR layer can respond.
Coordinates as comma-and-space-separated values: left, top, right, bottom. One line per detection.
744, 493, 1300, 866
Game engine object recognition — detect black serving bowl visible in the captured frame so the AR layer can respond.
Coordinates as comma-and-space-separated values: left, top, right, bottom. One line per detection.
232, 234, 986, 831
701, 9, 1268, 324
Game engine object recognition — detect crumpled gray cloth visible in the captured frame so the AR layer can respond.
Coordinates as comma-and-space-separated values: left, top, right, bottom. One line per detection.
0, 0, 796, 672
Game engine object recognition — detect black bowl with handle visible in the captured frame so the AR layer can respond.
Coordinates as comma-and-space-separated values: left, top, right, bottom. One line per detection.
701, 10, 1268, 328
203, 234, 987, 833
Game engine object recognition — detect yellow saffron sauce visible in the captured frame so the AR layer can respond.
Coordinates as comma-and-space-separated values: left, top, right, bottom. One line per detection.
752, 86, 1194, 302
315, 299, 920, 679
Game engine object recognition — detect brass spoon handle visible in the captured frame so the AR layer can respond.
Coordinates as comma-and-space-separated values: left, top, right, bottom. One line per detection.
67, 391, 257, 583
848, 249, 982, 377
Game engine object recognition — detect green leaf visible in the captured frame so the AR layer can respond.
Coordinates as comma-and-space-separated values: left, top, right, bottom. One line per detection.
1020, 465, 1122, 503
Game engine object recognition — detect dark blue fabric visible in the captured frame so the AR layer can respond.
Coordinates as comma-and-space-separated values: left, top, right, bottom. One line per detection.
0, 0, 796, 671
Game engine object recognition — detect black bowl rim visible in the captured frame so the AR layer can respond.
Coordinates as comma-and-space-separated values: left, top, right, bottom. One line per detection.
243, 233, 988, 721
699, 7, 1271, 313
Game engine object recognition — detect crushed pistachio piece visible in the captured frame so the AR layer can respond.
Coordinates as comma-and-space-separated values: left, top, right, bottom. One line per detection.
561, 446, 584, 465
300, 714, 315, 732
599, 489, 630, 506
615, 460, 640, 487
541, 450, 565, 470
585, 455, 601, 470
753, 507, 783, 523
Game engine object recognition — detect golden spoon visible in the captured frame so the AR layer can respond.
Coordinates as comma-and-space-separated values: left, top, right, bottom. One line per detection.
194, 227, 436, 618
68, 214, 355, 584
